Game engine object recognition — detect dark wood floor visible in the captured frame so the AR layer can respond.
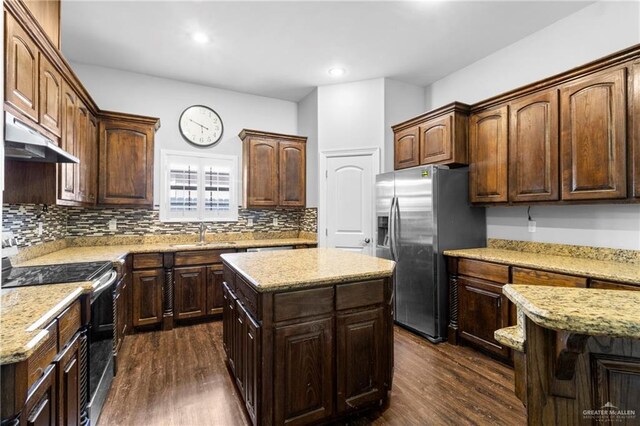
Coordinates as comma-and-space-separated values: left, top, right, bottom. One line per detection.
99, 321, 526, 426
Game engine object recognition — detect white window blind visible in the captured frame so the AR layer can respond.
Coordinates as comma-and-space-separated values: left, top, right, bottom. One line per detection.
160, 150, 238, 222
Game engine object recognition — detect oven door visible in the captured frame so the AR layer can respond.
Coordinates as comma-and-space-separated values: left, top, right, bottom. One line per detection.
88, 269, 117, 425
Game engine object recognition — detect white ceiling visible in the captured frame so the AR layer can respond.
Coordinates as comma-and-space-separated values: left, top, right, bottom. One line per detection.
61, 1, 592, 102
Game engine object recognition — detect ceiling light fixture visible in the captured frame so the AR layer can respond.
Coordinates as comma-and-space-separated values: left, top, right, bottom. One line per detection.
328, 67, 346, 77
192, 32, 209, 44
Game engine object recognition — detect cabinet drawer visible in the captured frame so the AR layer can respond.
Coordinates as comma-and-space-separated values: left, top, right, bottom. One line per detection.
27, 321, 58, 389
57, 299, 81, 349
133, 253, 163, 269
459, 259, 509, 283
512, 267, 587, 288
174, 249, 235, 266
336, 280, 384, 310
274, 287, 334, 322
590, 280, 640, 291
236, 275, 260, 319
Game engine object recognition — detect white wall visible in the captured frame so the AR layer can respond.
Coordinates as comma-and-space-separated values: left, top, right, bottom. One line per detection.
383, 79, 425, 173
297, 89, 318, 207
424, 1, 640, 108
422, 1, 640, 250
70, 62, 298, 205
317, 78, 385, 157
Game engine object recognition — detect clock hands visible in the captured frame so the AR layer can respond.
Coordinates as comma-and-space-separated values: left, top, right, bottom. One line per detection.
189, 118, 209, 131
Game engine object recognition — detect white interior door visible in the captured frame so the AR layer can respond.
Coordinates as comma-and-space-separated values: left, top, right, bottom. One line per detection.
324, 153, 375, 254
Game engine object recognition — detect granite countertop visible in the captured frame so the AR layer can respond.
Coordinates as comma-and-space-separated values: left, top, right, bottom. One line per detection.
494, 325, 525, 352
1, 283, 93, 364
503, 284, 640, 339
15, 238, 318, 267
221, 248, 396, 292
443, 248, 639, 285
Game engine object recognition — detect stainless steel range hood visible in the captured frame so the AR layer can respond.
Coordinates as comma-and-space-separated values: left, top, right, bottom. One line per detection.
4, 112, 79, 163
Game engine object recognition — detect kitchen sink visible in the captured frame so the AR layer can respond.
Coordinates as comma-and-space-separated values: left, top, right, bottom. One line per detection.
169, 242, 236, 248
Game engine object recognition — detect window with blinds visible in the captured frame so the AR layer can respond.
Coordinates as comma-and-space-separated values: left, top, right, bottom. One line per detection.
160, 151, 238, 222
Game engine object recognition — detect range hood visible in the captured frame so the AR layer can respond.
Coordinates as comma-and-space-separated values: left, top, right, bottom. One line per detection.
4, 112, 79, 163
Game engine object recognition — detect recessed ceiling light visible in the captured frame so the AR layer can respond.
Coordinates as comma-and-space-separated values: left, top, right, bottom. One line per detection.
328, 67, 346, 77
192, 32, 209, 44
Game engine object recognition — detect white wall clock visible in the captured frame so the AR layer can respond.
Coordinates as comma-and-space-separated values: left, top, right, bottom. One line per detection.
179, 105, 224, 147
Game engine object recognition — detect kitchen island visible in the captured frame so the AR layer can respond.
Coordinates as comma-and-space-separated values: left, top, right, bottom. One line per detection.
497, 285, 640, 425
220, 248, 396, 426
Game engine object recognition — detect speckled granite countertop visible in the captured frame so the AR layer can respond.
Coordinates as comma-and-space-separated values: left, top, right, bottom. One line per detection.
15, 238, 318, 267
503, 284, 640, 339
443, 248, 639, 285
495, 325, 525, 352
1, 283, 93, 364
221, 248, 395, 292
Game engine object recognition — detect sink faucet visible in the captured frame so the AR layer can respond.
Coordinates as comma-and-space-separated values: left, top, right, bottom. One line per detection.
199, 222, 207, 243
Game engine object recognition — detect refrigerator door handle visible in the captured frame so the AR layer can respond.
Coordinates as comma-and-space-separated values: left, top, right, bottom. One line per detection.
389, 196, 397, 261
393, 197, 401, 261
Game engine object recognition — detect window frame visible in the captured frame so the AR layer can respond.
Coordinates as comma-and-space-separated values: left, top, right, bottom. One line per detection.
160, 149, 239, 223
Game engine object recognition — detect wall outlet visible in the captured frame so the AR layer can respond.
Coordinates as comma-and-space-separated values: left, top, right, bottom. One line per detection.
108, 219, 118, 231
247, 217, 254, 227
273, 218, 278, 227
528, 220, 537, 233
38, 222, 43, 237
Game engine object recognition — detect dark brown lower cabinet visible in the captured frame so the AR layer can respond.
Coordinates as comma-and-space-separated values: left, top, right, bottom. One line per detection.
448, 256, 640, 366
132, 269, 164, 327
458, 276, 510, 359
222, 283, 236, 374
174, 266, 207, 320
206, 265, 224, 315
24, 364, 56, 426
55, 334, 81, 426
244, 311, 260, 425
274, 317, 334, 426
113, 270, 128, 374
337, 308, 384, 413
222, 262, 393, 426
233, 299, 246, 395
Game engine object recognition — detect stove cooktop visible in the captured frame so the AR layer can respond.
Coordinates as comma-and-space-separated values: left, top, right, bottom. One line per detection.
2, 261, 113, 289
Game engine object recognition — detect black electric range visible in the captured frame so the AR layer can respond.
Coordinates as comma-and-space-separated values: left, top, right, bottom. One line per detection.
2, 259, 118, 426
2, 261, 113, 289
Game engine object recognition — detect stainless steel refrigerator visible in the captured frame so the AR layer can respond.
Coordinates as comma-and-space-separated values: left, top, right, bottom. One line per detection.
375, 165, 486, 343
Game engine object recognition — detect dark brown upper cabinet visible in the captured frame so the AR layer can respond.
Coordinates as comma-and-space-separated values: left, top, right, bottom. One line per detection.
469, 105, 509, 203
4, 2, 161, 209
58, 83, 78, 203
239, 129, 307, 209
631, 60, 640, 199
278, 140, 306, 207
508, 90, 559, 202
393, 127, 419, 170
5, 12, 39, 122
98, 112, 160, 207
393, 102, 470, 170
38, 55, 62, 137
560, 67, 627, 200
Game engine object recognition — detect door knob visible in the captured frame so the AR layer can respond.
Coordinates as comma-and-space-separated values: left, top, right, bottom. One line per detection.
364, 238, 371, 244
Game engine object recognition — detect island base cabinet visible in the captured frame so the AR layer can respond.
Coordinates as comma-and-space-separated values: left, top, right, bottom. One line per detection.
337, 308, 385, 413
244, 309, 261, 425
274, 318, 334, 426
221, 265, 393, 426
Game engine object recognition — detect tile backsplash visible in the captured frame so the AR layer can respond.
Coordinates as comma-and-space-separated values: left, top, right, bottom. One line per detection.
3, 204, 318, 248
3, 204, 68, 247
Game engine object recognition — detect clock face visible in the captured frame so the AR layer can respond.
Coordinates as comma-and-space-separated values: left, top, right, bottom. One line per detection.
179, 105, 224, 147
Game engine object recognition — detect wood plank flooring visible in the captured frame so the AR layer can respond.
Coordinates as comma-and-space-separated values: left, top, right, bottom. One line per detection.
98, 321, 526, 426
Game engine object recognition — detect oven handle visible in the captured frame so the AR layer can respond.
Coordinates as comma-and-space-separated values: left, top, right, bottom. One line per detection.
91, 270, 118, 301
